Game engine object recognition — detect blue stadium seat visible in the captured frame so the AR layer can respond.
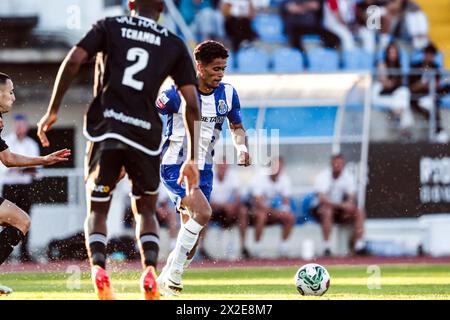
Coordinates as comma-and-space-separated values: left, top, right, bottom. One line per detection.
272, 47, 304, 73
236, 47, 270, 73
302, 34, 322, 45
226, 52, 235, 73
441, 94, 450, 109
252, 13, 286, 44
342, 48, 375, 71
307, 48, 339, 72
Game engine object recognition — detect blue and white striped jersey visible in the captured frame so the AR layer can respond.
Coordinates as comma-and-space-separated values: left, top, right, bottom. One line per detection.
156, 83, 242, 170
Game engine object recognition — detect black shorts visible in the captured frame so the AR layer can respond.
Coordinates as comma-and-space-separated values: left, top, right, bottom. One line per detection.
85, 139, 160, 202
0, 196, 5, 206
311, 207, 348, 224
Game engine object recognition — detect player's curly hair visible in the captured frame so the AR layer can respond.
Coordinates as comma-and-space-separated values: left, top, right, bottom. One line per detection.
194, 40, 229, 65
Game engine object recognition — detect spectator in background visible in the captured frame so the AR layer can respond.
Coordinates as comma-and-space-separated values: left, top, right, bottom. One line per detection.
324, 0, 376, 52
209, 162, 250, 259
409, 43, 450, 143
280, 0, 340, 58
1, 114, 40, 263
221, 0, 258, 52
378, 0, 429, 51
249, 158, 295, 258
179, 0, 225, 42
313, 154, 367, 256
401, 0, 429, 50
372, 42, 413, 137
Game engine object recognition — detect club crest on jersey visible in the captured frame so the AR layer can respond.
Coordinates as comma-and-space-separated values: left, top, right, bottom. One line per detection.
217, 100, 228, 115
156, 93, 170, 109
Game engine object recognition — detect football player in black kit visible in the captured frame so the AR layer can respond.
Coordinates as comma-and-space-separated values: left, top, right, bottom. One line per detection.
0, 72, 71, 296
37, 0, 200, 300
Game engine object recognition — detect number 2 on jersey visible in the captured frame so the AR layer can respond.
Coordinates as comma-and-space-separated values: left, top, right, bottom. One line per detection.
122, 47, 149, 91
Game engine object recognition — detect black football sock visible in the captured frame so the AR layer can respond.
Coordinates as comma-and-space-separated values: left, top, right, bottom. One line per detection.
88, 233, 107, 269
0, 226, 25, 265
139, 233, 159, 269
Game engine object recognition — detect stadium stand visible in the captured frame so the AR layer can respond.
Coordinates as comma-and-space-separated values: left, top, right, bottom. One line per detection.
306, 47, 340, 72
236, 46, 271, 73
271, 47, 304, 73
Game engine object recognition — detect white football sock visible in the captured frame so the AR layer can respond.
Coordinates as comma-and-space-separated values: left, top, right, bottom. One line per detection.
184, 257, 193, 269
171, 218, 203, 272
323, 240, 331, 251
354, 239, 365, 251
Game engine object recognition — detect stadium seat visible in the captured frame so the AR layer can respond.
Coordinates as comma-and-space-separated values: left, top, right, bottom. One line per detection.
236, 47, 270, 73
252, 13, 286, 44
441, 94, 450, 109
301, 34, 322, 45
342, 48, 375, 71
307, 47, 339, 72
226, 51, 235, 73
272, 47, 304, 73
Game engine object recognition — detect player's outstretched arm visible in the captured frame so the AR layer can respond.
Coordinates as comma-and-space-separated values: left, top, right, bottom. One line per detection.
0, 148, 71, 168
37, 47, 89, 147
229, 122, 250, 167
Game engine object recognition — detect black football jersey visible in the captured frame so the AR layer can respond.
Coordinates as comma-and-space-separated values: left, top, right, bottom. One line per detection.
77, 15, 197, 155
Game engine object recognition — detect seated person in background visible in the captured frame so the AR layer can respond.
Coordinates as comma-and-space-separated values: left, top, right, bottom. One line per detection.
409, 43, 450, 143
372, 42, 413, 137
249, 157, 295, 258
313, 154, 367, 256
210, 161, 250, 259
280, 0, 340, 61
221, 0, 258, 52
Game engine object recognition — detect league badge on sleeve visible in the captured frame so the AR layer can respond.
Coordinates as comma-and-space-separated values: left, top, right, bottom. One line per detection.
156, 92, 170, 109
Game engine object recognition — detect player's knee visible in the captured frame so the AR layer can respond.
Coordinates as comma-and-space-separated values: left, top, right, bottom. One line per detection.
87, 179, 114, 203
286, 213, 295, 225
319, 206, 333, 218
200, 204, 212, 222
16, 213, 31, 234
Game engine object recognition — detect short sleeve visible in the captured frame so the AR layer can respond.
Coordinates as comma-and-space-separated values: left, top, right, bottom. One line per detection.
280, 175, 292, 198
227, 88, 242, 125
345, 171, 357, 195
170, 39, 197, 88
251, 173, 267, 197
76, 19, 107, 59
156, 85, 182, 115
314, 170, 329, 194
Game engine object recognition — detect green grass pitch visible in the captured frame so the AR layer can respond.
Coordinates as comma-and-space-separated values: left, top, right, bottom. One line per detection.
1, 264, 450, 300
